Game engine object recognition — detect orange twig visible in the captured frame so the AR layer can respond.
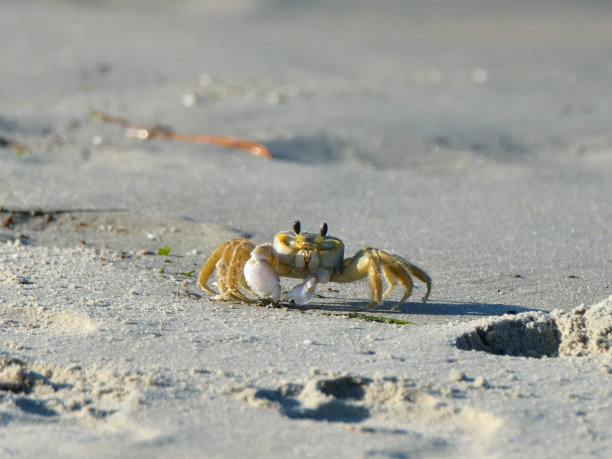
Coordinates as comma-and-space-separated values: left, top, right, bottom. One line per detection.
91, 108, 272, 159
0, 135, 28, 155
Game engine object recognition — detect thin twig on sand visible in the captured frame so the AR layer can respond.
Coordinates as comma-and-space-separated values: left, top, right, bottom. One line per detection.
0, 207, 128, 216
1, 206, 129, 229
0, 135, 28, 155
91, 109, 272, 159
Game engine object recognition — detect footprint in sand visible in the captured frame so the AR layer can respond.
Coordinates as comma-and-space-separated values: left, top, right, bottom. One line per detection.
235, 374, 502, 441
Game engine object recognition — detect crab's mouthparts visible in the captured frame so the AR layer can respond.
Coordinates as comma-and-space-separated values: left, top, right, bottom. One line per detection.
296, 243, 316, 251
296, 249, 320, 271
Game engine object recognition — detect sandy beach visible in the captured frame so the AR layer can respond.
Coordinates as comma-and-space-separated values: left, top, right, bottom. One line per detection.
1, 1, 611, 457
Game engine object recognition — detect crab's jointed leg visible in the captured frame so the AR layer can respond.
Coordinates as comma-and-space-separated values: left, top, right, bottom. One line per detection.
331, 248, 431, 310
198, 238, 257, 302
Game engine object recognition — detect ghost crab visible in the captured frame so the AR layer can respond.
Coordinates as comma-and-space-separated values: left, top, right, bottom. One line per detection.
198, 221, 431, 309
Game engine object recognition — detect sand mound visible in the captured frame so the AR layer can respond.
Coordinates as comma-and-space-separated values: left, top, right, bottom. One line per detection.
456, 295, 612, 357
0, 355, 160, 420
0, 303, 98, 335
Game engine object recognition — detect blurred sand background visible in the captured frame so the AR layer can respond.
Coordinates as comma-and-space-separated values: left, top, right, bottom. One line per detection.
1, 0, 611, 457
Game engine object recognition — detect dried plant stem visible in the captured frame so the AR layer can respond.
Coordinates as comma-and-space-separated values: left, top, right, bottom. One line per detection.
91, 109, 272, 159
0, 207, 128, 216
0, 135, 28, 155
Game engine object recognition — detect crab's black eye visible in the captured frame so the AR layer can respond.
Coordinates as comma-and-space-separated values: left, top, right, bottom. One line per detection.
292, 220, 301, 235
320, 222, 328, 237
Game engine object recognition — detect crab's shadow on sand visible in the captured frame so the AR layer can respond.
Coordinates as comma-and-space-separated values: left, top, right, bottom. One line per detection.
287, 299, 538, 318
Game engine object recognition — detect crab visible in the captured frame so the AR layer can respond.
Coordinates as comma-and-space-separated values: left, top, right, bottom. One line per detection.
198, 221, 431, 309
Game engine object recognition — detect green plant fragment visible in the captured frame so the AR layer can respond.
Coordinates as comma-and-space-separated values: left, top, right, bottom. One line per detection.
347, 313, 414, 325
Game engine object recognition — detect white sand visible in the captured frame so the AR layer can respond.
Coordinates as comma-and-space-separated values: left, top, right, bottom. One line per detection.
1, 1, 612, 457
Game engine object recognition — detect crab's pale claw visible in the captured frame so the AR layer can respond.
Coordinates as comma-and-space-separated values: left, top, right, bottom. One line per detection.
285, 269, 330, 305
286, 276, 317, 305
243, 244, 281, 304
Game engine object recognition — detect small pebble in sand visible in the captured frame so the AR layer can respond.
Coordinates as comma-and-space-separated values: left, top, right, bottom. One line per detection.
599, 363, 612, 375
197, 72, 212, 86
181, 92, 198, 107
190, 368, 210, 375
266, 92, 281, 105
449, 369, 467, 382
471, 67, 489, 83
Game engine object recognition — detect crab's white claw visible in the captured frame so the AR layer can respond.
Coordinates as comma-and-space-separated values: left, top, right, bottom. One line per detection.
244, 244, 280, 304
287, 277, 317, 305
285, 269, 330, 305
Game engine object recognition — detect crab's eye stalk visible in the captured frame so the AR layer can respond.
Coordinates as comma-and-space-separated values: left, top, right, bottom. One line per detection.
292, 220, 301, 235
320, 222, 328, 237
